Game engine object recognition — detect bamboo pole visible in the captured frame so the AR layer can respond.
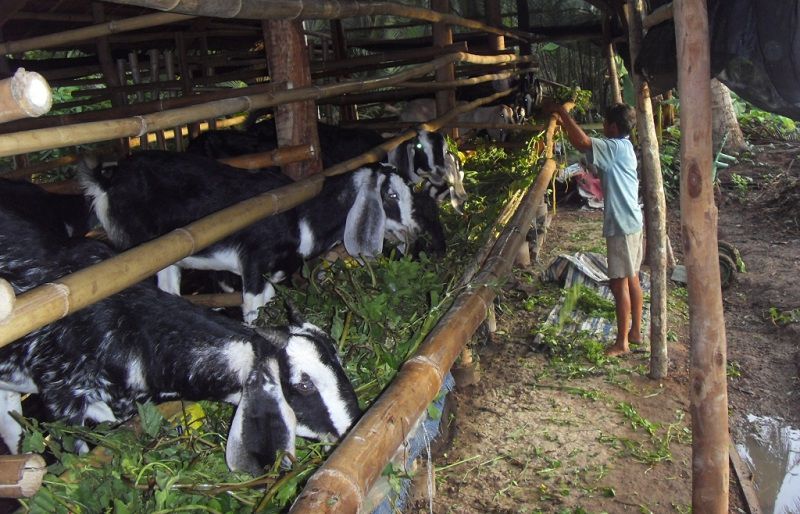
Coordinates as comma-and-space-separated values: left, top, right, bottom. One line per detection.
644, 2, 674, 29
674, 0, 729, 511
0, 177, 325, 348
311, 42, 467, 77
0, 454, 46, 498
0, 81, 284, 135
183, 292, 243, 308
606, 41, 622, 104
0, 12, 194, 55
101, 0, 526, 42
0, 52, 533, 158
625, 0, 668, 379
218, 144, 315, 170
289, 103, 572, 514
0, 69, 52, 123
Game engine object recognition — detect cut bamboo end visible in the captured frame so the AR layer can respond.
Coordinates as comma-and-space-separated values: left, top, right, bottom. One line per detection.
0, 454, 47, 498
0, 69, 52, 123
0, 279, 15, 322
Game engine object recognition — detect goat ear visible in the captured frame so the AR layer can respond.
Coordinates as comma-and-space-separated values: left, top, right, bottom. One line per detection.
226, 361, 296, 475
253, 327, 289, 350
343, 172, 385, 259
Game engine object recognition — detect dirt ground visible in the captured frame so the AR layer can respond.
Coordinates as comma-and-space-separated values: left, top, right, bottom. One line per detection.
406, 141, 800, 514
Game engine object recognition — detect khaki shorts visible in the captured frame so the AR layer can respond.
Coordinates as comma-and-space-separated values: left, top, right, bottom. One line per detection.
606, 231, 644, 279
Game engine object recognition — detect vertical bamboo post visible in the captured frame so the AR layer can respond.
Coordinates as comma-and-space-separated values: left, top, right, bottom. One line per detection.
128, 51, 148, 149
606, 41, 623, 105
164, 49, 184, 151
625, 0, 668, 379
199, 36, 217, 131
432, 0, 458, 140
263, 19, 323, 180
674, 0, 729, 511
175, 32, 200, 139
92, 2, 129, 153
516, 0, 531, 56
485, 0, 505, 52
330, 20, 357, 122
148, 48, 167, 149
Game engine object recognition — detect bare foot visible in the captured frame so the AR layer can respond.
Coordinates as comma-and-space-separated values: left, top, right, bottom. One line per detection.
628, 330, 642, 345
606, 342, 630, 357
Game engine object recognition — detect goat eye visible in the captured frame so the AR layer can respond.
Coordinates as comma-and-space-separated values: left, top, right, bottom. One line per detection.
387, 191, 399, 200
293, 373, 317, 396
415, 143, 423, 150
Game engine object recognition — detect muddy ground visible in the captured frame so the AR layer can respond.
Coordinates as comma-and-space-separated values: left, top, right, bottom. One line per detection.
406, 142, 800, 514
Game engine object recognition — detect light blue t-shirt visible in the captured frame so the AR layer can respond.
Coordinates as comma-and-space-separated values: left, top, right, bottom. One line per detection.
587, 137, 643, 237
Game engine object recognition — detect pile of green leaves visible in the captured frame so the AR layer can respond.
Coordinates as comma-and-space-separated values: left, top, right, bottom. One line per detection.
733, 95, 799, 143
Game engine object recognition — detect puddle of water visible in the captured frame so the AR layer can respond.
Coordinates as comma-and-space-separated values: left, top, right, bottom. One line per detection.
735, 415, 800, 514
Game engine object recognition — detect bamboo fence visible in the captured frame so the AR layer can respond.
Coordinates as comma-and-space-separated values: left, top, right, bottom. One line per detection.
0, 52, 534, 159
0, 69, 52, 124
289, 103, 573, 513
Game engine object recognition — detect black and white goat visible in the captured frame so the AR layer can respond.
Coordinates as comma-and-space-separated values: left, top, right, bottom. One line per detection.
187, 120, 466, 211
79, 151, 445, 323
0, 178, 92, 239
0, 206, 361, 474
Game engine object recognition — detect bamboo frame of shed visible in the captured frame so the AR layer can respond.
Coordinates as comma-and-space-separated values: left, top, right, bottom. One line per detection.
0, 52, 534, 159
289, 103, 573, 513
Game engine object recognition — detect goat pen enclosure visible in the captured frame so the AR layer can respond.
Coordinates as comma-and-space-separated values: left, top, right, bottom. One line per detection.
0, 1, 734, 512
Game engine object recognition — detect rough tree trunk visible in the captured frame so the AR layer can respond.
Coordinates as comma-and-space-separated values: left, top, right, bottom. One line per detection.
711, 78, 747, 153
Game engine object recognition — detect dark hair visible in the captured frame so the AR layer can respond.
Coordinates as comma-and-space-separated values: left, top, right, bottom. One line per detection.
604, 103, 636, 136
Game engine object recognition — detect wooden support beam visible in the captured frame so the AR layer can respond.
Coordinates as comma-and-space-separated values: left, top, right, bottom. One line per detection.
329, 19, 357, 122
644, 2, 674, 30
263, 19, 323, 180
91, 2, 129, 153
606, 40, 623, 104
485, 0, 505, 52
432, 0, 458, 140
102, 0, 526, 42
674, 0, 729, 512
625, 0, 668, 379
0, 12, 194, 55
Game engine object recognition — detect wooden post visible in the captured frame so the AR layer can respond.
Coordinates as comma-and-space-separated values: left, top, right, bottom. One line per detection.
91, 2, 129, 153
330, 20, 357, 122
263, 19, 323, 180
516, 0, 531, 55
674, 0, 729, 511
484, 0, 505, 53
0, 69, 51, 123
175, 33, 200, 139
432, 0, 457, 140
625, 0, 668, 379
163, 49, 184, 151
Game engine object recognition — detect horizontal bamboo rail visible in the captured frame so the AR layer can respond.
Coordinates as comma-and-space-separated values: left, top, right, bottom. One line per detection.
289, 103, 572, 514
0, 52, 534, 158
219, 144, 315, 169
0, 69, 52, 124
0, 177, 324, 348
102, 0, 527, 42
0, 12, 195, 55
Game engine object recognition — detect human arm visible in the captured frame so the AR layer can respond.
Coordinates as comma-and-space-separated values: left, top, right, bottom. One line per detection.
543, 102, 592, 152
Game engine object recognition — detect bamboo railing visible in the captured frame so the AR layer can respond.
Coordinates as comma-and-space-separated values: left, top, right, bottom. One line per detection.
0, 52, 534, 159
289, 103, 573, 513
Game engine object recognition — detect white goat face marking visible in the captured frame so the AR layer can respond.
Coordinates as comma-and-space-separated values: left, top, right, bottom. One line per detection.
224, 340, 256, 385
297, 219, 316, 258
285, 328, 352, 439
242, 282, 275, 324
384, 174, 418, 247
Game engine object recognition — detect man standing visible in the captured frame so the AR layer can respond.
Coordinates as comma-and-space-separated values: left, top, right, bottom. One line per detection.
546, 102, 644, 356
